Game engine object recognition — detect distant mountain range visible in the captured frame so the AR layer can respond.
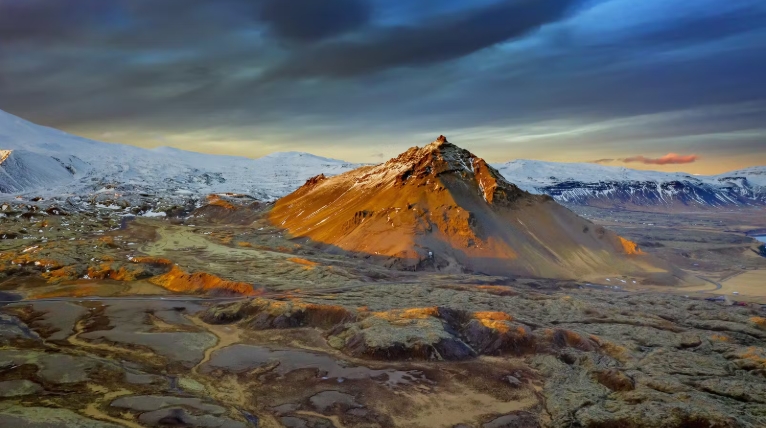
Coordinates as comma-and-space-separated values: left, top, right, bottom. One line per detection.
0, 109, 358, 201
1, 108, 764, 209
494, 160, 766, 210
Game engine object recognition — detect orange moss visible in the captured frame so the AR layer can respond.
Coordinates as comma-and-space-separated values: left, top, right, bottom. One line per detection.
41, 266, 79, 283
401, 307, 440, 319
741, 347, 766, 361
149, 265, 256, 295
98, 236, 118, 248
474, 311, 513, 322
288, 257, 319, 270
372, 307, 440, 321
87, 263, 144, 281
737, 347, 766, 372
562, 330, 588, 348
710, 334, 731, 342
478, 319, 512, 333
206, 194, 237, 210
618, 237, 644, 255
129, 256, 174, 266
750, 317, 766, 329
237, 241, 253, 247
600, 340, 632, 363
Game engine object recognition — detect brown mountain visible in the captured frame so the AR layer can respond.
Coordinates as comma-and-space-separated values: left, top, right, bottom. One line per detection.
269, 136, 687, 283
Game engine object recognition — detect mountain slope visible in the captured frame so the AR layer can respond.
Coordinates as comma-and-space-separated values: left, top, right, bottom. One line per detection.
269, 137, 686, 282
493, 160, 766, 209
0, 150, 88, 193
0, 109, 360, 199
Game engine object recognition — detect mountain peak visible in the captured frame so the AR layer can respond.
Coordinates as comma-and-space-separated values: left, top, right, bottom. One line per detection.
270, 138, 683, 282
377, 137, 525, 205
432, 134, 449, 146
386, 136, 472, 172
422, 134, 458, 153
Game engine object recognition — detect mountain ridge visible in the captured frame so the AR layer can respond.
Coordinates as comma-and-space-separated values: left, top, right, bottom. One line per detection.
0, 108, 361, 200
0, 108, 764, 209
495, 159, 766, 209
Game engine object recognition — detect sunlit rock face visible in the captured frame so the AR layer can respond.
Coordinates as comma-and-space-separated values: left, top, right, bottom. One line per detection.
269, 137, 685, 282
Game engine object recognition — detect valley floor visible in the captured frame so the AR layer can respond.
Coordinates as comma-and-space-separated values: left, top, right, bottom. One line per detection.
0, 202, 765, 427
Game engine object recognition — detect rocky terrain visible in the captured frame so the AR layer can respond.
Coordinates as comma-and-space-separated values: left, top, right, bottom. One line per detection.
0, 171, 765, 427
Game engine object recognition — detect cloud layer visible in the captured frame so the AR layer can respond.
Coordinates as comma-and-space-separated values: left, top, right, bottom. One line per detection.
621, 153, 700, 165
0, 0, 765, 172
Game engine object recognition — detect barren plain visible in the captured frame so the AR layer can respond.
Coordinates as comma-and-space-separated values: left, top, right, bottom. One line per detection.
0, 197, 765, 428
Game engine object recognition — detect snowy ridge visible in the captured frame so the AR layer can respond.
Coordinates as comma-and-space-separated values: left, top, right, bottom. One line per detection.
492, 160, 766, 208
0, 149, 89, 193
0, 108, 763, 209
0, 109, 361, 201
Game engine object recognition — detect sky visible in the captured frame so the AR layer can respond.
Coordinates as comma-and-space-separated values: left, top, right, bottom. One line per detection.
1, 0, 765, 174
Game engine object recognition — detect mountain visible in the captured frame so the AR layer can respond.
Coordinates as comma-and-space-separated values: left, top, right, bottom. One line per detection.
494, 160, 766, 209
0, 109, 360, 200
269, 136, 687, 283
0, 149, 88, 193
1, 108, 763, 210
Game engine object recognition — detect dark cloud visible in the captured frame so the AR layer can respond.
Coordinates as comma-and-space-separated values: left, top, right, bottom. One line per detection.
590, 158, 615, 164
628, 5, 766, 47
259, 0, 371, 43
262, 0, 579, 79
621, 154, 700, 165
0, 0, 117, 43
0, 0, 764, 171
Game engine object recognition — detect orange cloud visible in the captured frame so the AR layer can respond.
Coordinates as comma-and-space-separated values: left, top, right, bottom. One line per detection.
621, 153, 699, 165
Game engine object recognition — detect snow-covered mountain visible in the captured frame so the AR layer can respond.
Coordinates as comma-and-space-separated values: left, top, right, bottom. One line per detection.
494, 160, 766, 209
0, 149, 89, 193
0, 109, 360, 201
1, 108, 764, 210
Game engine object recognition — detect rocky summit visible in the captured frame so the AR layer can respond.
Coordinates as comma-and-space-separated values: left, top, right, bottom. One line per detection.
270, 137, 690, 284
